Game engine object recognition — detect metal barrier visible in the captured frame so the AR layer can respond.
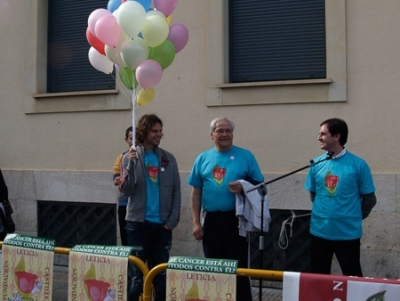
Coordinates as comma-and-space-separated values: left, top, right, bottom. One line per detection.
0, 243, 150, 278
0, 242, 150, 301
141, 263, 284, 301
52, 246, 150, 278
1, 242, 284, 301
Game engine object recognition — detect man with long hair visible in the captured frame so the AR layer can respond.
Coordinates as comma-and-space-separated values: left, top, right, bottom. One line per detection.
120, 114, 181, 301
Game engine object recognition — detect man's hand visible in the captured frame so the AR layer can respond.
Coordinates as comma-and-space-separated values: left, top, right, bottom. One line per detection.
113, 176, 120, 186
193, 222, 203, 240
228, 181, 243, 194
128, 147, 137, 161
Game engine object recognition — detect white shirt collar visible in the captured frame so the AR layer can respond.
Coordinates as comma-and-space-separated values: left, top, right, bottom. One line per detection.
332, 148, 346, 159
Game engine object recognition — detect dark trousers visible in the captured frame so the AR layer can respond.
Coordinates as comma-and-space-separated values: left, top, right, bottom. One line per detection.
310, 234, 363, 276
126, 221, 172, 301
202, 211, 253, 301
118, 205, 127, 246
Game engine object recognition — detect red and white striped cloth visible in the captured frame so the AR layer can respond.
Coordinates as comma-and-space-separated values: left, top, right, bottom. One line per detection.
283, 272, 400, 301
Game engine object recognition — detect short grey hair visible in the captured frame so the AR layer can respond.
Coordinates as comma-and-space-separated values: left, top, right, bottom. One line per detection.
210, 117, 235, 133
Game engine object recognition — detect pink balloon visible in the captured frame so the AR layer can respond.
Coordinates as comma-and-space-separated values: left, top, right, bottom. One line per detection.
88, 9, 111, 35
95, 15, 122, 48
154, 0, 178, 17
167, 23, 189, 53
136, 60, 163, 88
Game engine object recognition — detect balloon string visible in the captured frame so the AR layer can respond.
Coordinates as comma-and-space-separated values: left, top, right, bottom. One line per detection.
131, 86, 138, 148
111, 72, 140, 148
111, 72, 133, 101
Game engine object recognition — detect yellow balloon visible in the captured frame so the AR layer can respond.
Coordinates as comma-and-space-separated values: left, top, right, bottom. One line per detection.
167, 15, 171, 24
137, 88, 155, 106
142, 15, 169, 47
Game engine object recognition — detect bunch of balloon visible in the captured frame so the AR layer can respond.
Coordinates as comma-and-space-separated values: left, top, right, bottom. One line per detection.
86, 0, 189, 137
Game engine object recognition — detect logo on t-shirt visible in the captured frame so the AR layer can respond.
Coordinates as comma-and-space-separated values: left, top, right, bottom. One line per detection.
212, 165, 226, 186
325, 172, 339, 195
147, 165, 159, 185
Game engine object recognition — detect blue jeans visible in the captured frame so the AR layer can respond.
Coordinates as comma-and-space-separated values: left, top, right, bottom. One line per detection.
126, 221, 172, 301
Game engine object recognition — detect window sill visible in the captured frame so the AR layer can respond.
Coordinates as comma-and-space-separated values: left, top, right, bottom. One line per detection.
33, 89, 119, 99
207, 78, 346, 106
25, 89, 131, 114
217, 78, 332, 89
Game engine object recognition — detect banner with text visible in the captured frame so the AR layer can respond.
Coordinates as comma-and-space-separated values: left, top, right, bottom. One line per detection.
1, 233, 56, 301
283, 271, 400, 301
68, 244, 132, 301
166, 256, 238, 301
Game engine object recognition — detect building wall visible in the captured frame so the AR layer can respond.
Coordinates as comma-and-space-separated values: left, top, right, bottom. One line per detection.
0, 0, 399, 278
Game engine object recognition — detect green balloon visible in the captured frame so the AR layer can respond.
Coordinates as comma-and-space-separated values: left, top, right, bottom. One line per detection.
148, 40, 176, 69
119, 67, 137, 90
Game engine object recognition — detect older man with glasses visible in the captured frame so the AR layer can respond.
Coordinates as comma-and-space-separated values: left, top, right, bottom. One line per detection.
188, 116, 264, 301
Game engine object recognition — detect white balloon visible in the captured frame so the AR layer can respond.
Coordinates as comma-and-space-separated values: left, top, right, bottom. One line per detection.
105, 45, 125, 68
116, 1, 146, 38
105, 35, 129, 67
88, 47, 113, 74
120, 38, 149, 69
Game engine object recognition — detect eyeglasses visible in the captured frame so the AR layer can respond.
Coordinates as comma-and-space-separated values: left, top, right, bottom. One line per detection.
214, 129, 233, 134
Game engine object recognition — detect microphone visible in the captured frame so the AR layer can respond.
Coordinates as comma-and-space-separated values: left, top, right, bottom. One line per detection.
310, 151, 334, 166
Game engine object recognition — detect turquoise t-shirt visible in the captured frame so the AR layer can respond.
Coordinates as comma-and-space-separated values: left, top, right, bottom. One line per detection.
144, 151, 162, 224
188, 146, 264, 212
305, 151, 375, 240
